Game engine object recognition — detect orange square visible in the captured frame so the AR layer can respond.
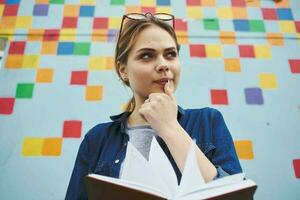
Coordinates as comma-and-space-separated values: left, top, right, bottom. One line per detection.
234, 140, 254, 160
35, 0, 49, 3
201, 0, 215, 6
63, 5, 80, 17
28, 29, 44, 41
0, 16, 17, 29
267, 33, 284, 46
176, 31, 188, 45
106, 57, 115, 70
36, 68, 54, 83
92, 30, 107, 42
41, 41, 57, 54
125, 6, 141, 14
42, 138, 63, 156
220, 31, 236, 44
224, 58, 241, 72
5, 55, 23, 69
232, 8, 248, 19
275, 0, 289, 8
246, 0, 260, 7
86, 85, 103, 101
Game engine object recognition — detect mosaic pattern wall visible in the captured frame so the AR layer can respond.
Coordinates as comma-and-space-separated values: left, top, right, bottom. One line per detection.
0, 0, 299, 199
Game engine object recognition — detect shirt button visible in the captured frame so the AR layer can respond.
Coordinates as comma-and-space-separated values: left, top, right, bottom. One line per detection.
124, 143, 127, 147
115, 159, 120, 164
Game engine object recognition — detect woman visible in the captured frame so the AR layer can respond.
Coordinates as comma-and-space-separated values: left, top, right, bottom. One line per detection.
65, 13, 242, 199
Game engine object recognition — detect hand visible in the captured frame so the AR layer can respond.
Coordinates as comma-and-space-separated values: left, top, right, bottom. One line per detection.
138, 81, 179, 138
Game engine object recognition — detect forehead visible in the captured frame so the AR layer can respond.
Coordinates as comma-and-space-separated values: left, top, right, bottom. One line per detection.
131, 25, 176, 51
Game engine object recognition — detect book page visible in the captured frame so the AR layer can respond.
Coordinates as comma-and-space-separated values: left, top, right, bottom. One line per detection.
120, 141, 171, 198
148, 137, 178, 196
174, 140, 205, 199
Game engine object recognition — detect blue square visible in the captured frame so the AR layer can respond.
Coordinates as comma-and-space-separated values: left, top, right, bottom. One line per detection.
277, 8, 294, 20
156, 0, 170, 6
233, 20, 250, 32
57, 42, 74, 55
6, 0, 21, 4
245, 88, 264, 105
79, 6, 95, 17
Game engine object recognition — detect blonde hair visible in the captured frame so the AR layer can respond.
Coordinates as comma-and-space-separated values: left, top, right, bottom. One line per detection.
114, 15, 180, 112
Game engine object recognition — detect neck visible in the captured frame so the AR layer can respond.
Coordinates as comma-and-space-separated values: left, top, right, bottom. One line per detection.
127, 96, 149, 126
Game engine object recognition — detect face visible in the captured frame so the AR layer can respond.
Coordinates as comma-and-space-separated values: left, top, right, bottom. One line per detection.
119, 25, 180, 102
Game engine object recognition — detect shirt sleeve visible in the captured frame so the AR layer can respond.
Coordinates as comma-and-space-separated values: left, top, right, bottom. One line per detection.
65, 135, 90, 200
210, 109, 243, 177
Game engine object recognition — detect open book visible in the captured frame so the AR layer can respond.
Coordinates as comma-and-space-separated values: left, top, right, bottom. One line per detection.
85, 138, 257, 200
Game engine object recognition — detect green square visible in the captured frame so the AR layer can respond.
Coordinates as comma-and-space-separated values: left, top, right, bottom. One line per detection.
249, 20, 265, 32
16, 83, 34, 99
203, 19, 219, 30
74, 42, 91, 55
110, 0, 125, 5
50, 0, 65, 4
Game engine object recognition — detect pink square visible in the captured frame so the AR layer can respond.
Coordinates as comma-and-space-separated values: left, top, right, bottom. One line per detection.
62, 17, 78, 28
293, 159, 300, 179
63, 120, 82, 138
190, 44, 206, 57
175, 19, 188, 31
262, 8, 278, 20
141, 7, 156, 14
186, 0, 201, 6
9, 41, 26, 54
70, 71, 88, 85
0, 98, 15, 115
289, 59, 300, 73
3, 5, 19, 16
93, 17, 108, 29
231, 0, 246, 7
295, 21, 300, 33
239, 45, 255, 58
211, 89, 229, 105
44, 29, 60, 41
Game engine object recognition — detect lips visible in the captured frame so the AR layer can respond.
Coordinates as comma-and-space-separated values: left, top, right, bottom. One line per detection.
154, 78, 171, 85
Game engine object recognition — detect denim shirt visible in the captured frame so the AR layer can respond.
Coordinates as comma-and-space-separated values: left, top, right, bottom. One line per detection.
65, 106, 242, 200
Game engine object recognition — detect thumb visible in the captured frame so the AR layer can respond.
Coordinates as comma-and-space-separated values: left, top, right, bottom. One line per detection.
164, 80, 175, 101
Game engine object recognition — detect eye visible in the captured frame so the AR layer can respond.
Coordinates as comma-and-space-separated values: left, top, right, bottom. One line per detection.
138, 52, 154, 60
165, 51, 177, 59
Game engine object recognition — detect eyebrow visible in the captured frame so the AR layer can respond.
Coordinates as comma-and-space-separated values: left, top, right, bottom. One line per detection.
136, 47, 177, 53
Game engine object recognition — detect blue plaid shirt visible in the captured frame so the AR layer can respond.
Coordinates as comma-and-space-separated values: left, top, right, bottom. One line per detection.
65, 106, 242, 200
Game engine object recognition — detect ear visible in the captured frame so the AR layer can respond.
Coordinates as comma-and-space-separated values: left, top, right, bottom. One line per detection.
117, 61, 128, 81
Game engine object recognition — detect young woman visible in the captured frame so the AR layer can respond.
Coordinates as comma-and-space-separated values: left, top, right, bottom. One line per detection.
65, 13, 242, 199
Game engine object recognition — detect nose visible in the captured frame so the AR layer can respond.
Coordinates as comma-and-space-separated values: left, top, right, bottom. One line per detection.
155, 57, 170, 73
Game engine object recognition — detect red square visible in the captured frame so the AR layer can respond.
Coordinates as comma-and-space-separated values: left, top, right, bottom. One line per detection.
62, 17, 78, 28
9, 41, 26, 54
63, 120, 82, 138
262, 8, 278, 20
231, 0, 246, 7
211, 89, 229, 105
93, 17, 108, 29
289, 59, 300, 73
293, 159, 300, 179
190, 44, 206, 57
141, 7, 156, 14
3, 5, 19, 16
175, 19, 187, 31
70, 71, 88, 85
186, 0, 201, 6
43, 29, 59, 41
295, 21, 300, 33
239, 45, 255, 58
0, 98, 15, 115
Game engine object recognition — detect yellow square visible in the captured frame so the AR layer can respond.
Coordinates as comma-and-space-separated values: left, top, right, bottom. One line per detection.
60, 29, 77, 41
125, 6, 141, 14
42, 138, 62, 156
234, 140, 254, 160
246, 1, 260, 7
89, 57, 107, 70
109, 17, 122, 29
224, 58, 241, 72
259, 73, 278, 89
202, 0, 215, 6
41, 41, 57, 54
35, 0, 49, 3
86, 85, 103, 101
1, 29, 14, 40
267, 33, 284, 46
232, 8, 247, 19
22, 137, 44, 156
92, 30, 107, 42
0, 17, 17, 29
0, 5, 4, 17
141, 0, 155, 6
5, 55, 23, 69
16, 16, 32, 28
106, 57, 115, 70
254, 45, 272, 59
36, 68, 54, 83
279, 21, 296, 33
187, 6, 203, 19
176, 31, 189, 44
220, 31, 236, 44
28, 29, 44, 41
156, 6, 171, 14
217, 7, 232, 19
205, 44, 222, 58
22, 55, 40, 68
80, 0, 95, 5
63, 5, 79, 17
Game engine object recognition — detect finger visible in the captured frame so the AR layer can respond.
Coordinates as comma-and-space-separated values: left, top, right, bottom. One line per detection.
164, 80, 176, 101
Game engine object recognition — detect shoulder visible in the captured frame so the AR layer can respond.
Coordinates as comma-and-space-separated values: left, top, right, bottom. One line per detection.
182, 106, 223, 121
